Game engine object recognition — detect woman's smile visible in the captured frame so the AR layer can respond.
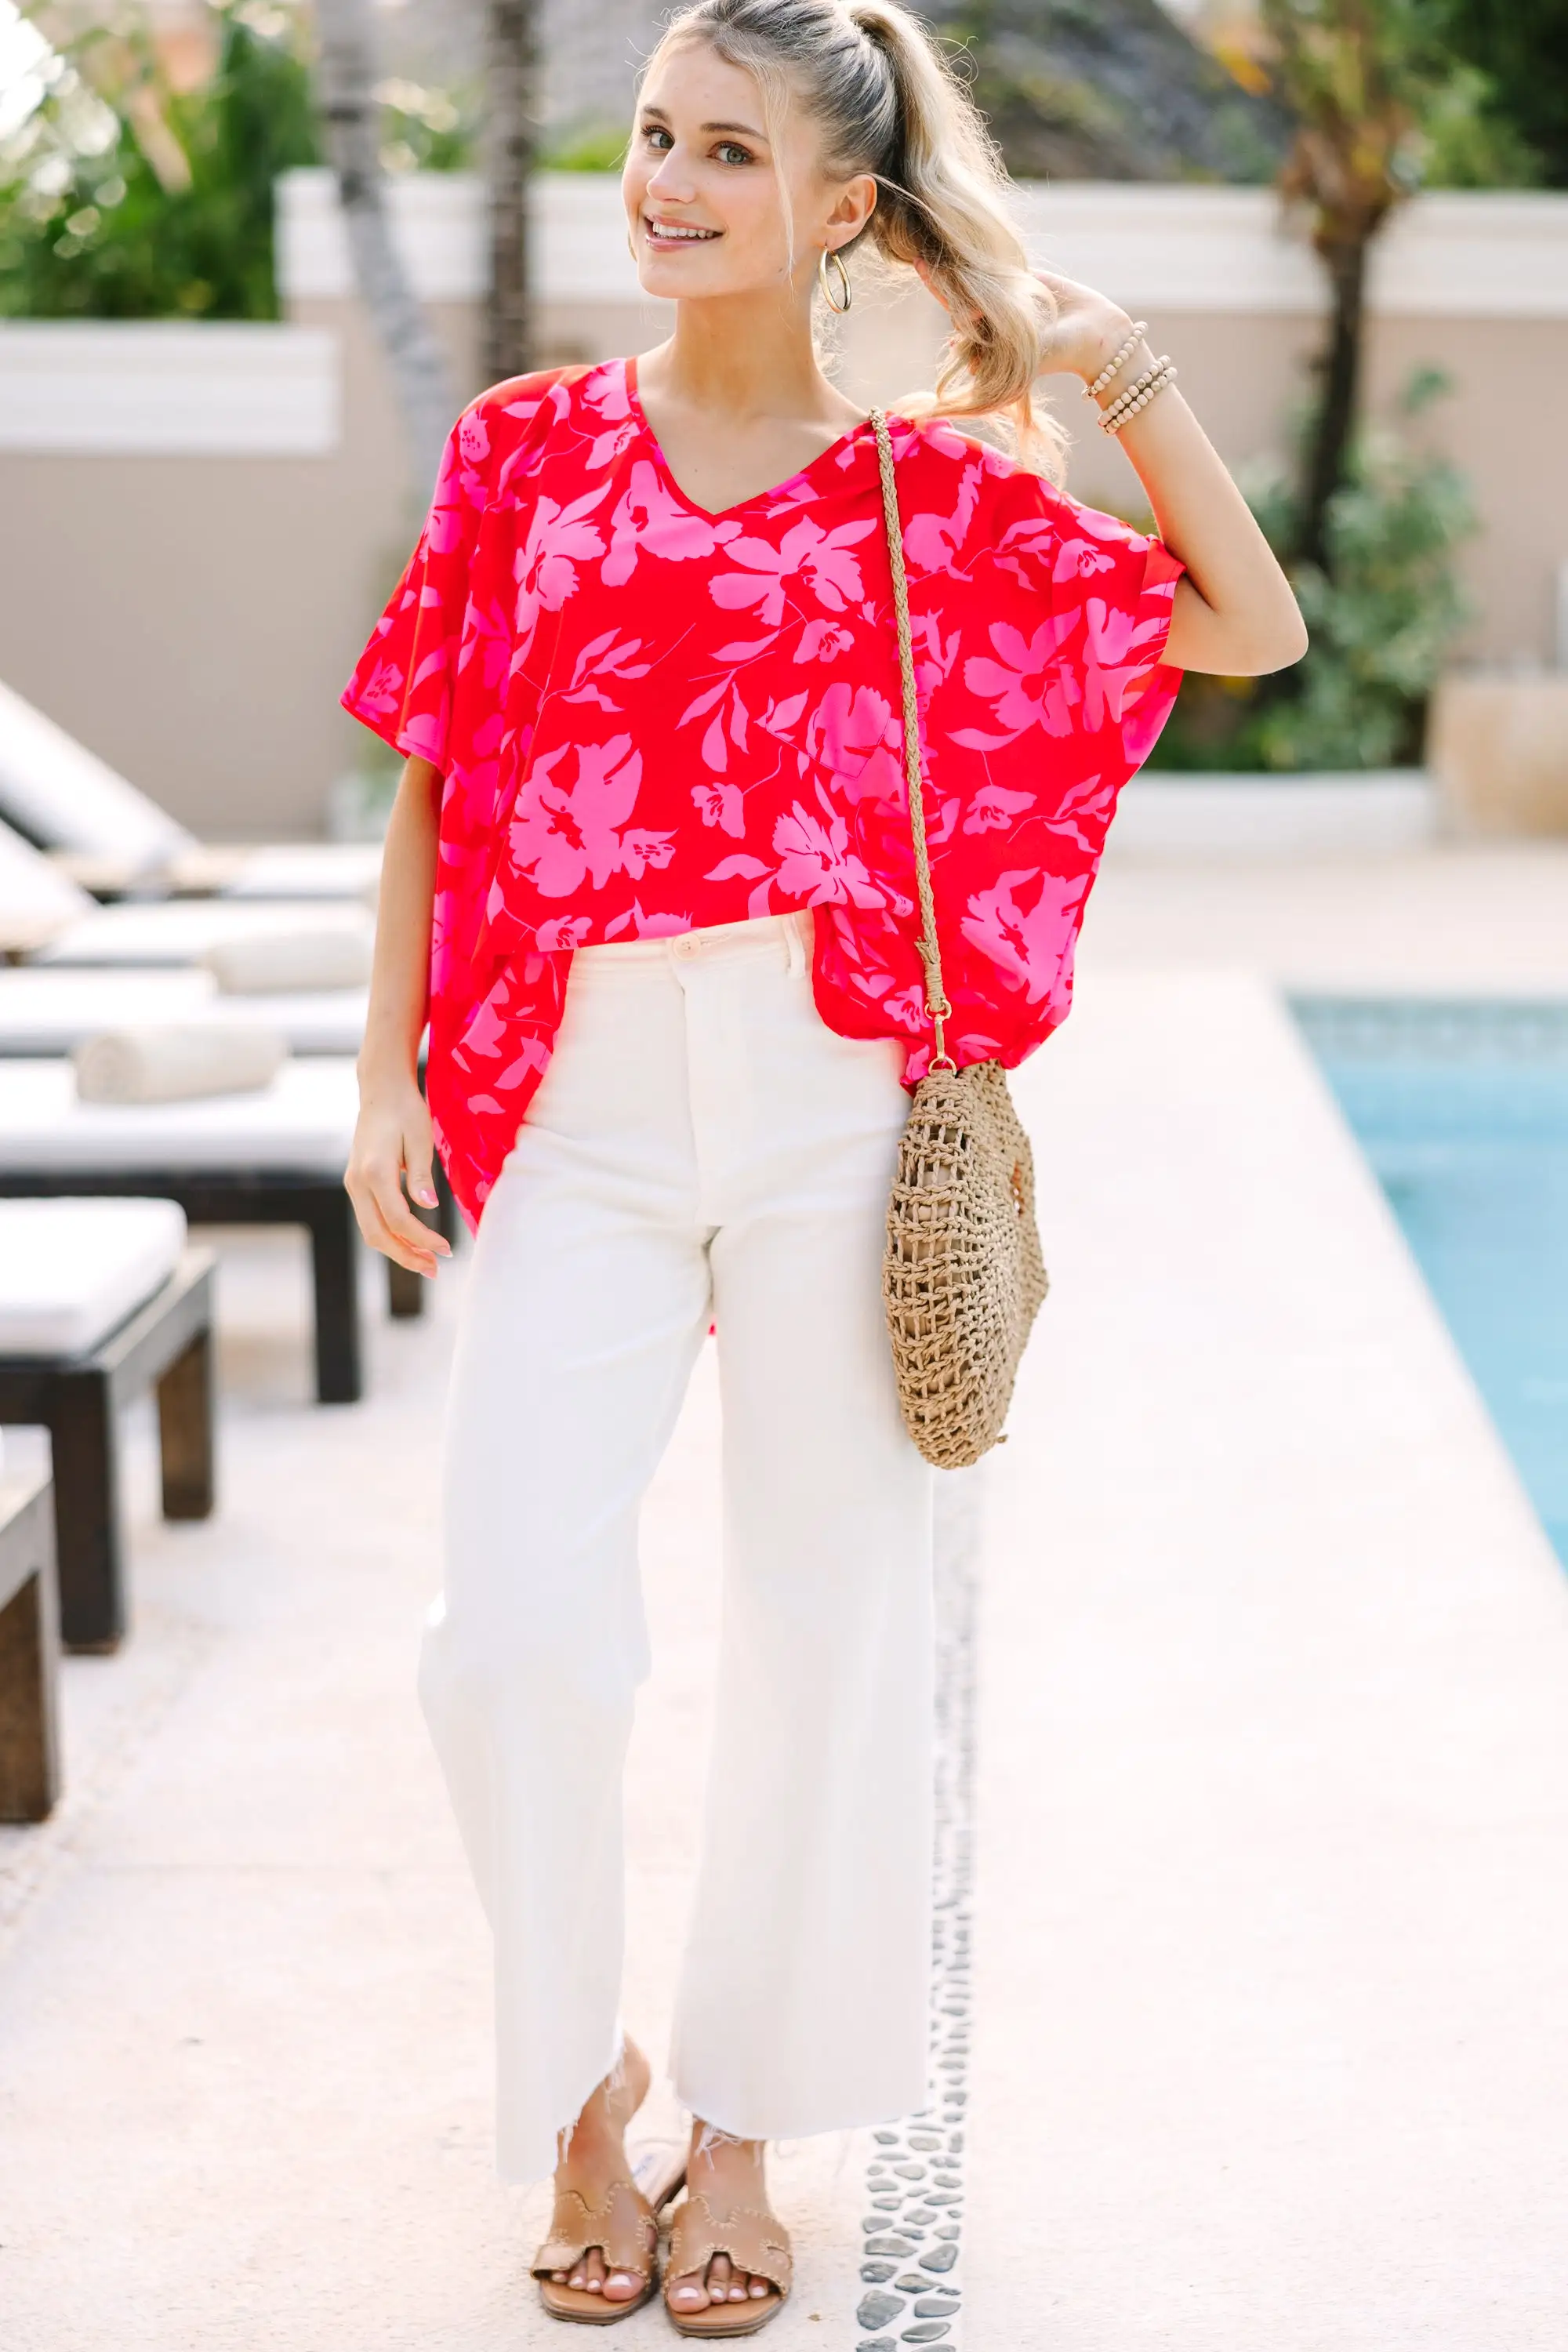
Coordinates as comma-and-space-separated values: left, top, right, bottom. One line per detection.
642, 216, 724, 248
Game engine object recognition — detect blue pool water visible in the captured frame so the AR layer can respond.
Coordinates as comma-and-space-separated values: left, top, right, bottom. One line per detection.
1295, 999, 1568, 1568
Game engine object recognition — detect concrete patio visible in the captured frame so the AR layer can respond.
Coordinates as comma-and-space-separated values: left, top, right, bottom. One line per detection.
3, 843, 1568, 2350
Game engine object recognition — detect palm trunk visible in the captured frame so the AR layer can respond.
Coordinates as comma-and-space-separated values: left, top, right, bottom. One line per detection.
484, 0, 539, 384
1297, 230, 1369, 575
314, 0, 456, 501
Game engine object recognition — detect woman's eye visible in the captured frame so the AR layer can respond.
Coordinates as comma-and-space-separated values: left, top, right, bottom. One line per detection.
715, 141, 753, 166
642, 125, 672, 151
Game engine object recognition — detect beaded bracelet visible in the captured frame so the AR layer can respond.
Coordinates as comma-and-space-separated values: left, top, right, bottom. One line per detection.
1100, 358, 1178, 434
1101, 360, 1177, 433
1100, 356, 1168, 423
1081, 321, 1148, 403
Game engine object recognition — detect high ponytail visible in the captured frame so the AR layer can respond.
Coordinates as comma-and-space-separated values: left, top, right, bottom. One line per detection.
643, 0, 1066, 481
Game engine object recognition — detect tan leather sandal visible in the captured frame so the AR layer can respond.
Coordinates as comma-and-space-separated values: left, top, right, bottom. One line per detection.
662, 2190, 793, 2339
533, 2141, 687, 2326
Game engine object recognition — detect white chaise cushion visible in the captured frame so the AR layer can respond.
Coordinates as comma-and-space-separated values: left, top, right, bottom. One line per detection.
0, 1198, 187, 1357
0, 1058, 361, 1173
0, 680, 196, 871
222, 843, 383, 902
34, 899, 374, 971
0, 969, 372, 1057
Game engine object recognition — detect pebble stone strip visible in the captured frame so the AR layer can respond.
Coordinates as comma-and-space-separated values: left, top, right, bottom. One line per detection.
855, 1468, 982, 2350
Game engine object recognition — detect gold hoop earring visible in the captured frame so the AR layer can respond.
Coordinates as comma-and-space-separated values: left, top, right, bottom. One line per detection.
818, 245, 852, 314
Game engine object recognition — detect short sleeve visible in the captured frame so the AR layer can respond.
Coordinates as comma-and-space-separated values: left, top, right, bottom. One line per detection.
341, 406, 490, 770
986, 474, 1185, 779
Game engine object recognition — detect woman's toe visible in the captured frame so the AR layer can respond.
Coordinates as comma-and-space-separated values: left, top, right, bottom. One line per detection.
582, 2249, 608, 2292
749, 2279, 771, 2297
707, 2254, 734, 2302
604, 2267, 642, 2303
670, 2271, 709, 2309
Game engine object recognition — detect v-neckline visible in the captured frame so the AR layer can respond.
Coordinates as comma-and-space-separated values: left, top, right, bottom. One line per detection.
623, 354, 884, 522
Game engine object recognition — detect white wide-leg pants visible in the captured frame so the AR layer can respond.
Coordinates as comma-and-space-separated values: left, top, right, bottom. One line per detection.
422, 911, 935, 2182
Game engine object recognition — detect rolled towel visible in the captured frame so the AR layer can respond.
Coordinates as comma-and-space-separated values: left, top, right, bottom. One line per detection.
204, 919, 374, 995
74, 1022, 287, 1104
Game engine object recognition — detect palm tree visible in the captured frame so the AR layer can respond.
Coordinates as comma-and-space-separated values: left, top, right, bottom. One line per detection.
1259, 0, 1443, 572
314, 0, 456, 500
484, 0, 539, 384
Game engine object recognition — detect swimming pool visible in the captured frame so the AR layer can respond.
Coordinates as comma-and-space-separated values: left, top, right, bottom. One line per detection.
1295, 998, 1568, 1569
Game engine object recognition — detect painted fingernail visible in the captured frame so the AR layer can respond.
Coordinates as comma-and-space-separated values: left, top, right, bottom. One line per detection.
413, 1185, 438, 1206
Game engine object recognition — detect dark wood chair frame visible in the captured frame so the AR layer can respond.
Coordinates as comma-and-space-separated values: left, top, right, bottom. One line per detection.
0, 1250, 216, 1653
0, 1470, 60, 1822
0, 1168, 456, 1406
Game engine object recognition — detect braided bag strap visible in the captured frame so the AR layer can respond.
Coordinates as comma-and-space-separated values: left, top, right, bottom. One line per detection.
869, 408, 1050, 1471
869, 409, 956, 1075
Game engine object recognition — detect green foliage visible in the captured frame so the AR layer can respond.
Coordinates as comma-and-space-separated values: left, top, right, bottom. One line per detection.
375, 77, 477, 175
0, 9, 474, 320
1149, 372, 1475, 772
1413, 59, 1544, 187
0, 2, 319, 320
1428, 0, 1568, 188
542, 122, 630, 172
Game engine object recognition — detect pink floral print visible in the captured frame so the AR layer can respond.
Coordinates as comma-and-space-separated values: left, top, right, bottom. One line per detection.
344, 358, 1183, 1225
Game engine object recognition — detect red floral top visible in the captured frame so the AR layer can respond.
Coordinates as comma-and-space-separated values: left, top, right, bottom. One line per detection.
344, 357, 1183, 1226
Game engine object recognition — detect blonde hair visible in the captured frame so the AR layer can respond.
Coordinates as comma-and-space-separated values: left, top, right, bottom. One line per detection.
643, 0, 1065, 480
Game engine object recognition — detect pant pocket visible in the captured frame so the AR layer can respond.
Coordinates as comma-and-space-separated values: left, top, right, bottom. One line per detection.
782, 911, 811, 980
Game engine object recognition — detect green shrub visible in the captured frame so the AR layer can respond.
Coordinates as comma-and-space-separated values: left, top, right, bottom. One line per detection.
1415, 60, 1545, 188
0, 1, 318, 320
542, 122, 631, 172
374, 78, 477, 176
0, 5, 475, 321
1147, 369, 1475, 772
1430, 0, 1568, 187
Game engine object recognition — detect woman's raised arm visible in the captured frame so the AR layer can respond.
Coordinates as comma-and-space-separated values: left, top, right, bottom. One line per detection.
1037, 274, 1308, 679
345, 754, 454, 1278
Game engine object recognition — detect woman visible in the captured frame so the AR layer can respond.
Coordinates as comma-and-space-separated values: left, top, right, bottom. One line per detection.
344, 0, 1305, 2332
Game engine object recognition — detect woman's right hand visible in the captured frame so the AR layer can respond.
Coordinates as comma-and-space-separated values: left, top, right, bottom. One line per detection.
346, 1069, 453, 1279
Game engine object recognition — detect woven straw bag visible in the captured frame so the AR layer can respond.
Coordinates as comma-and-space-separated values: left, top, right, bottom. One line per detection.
870, 411, 1049, 1469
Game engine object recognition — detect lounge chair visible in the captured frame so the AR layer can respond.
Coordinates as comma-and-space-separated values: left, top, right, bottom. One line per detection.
32, 891, 376, 972
0, 1466, 60, 1821
0, 1059, 430, 1409
0, 677, 383, 900
0, 1200, 214, 1653
0, 966, 374, 1058
2, 815, 376, 971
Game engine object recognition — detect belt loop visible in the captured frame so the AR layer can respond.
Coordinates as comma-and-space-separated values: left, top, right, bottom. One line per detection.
783, 913, 808, 979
